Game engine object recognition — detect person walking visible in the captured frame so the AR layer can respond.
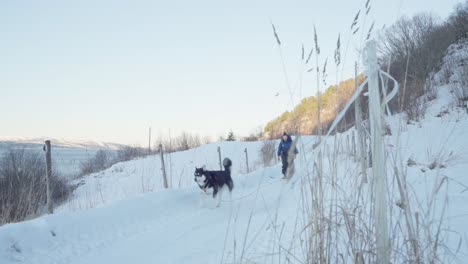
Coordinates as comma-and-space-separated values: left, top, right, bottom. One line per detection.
277, 132, 298, 178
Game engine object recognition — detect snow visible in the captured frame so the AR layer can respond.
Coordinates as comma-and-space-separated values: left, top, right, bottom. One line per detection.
2, 108, 467, 263
58, 140, 285, 212
0, 163, 303, 264
1, 42, 468, 263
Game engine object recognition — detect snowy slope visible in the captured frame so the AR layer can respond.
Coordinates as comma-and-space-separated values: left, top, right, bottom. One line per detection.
0, 166, 302, 264
58, 139, 310, 212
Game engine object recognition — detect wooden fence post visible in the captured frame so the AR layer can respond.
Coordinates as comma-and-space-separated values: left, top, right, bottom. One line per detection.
244, 148, 249, 173
44, 140, 53, 214
355, 61, 368, 184
159, 144, 168, 189
217, 146, 222, 170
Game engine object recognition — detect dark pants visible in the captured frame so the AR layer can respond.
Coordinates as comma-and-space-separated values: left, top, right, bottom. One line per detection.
281, 153, 288, 175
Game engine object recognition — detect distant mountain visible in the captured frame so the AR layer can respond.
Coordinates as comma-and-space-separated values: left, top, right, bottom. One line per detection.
0, 137, 126, 150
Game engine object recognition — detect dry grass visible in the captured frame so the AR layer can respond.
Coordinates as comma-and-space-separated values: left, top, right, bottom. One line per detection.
0, 149, 71, 224
404, 98, 428, 124
221, 2, 464, 262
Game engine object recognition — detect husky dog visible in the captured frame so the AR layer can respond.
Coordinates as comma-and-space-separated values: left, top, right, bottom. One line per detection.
194, 158, 234, 207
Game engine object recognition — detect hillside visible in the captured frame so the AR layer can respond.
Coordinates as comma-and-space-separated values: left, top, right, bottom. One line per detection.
264, 76, 365, 138
264, 3, 468, 140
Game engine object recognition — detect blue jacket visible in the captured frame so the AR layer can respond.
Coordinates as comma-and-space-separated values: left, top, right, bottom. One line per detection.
277, 135, 298, 156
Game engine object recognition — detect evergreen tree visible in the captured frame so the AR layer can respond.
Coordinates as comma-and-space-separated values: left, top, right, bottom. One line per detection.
226, 130, 236, 141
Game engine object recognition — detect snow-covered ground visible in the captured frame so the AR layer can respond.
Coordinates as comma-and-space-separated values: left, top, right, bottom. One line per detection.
58, 137, 313, 211
58, 138, 297, 212
1, 42, 468, 263
1, 106, 467, 263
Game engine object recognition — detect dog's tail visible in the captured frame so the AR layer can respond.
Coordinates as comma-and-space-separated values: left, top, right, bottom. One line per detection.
223, 158, 232, 172
223, 158, 234, 191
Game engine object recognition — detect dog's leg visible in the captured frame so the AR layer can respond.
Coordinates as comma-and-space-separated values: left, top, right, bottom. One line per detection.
216, 187, 223, 207
227, 180, 233, 202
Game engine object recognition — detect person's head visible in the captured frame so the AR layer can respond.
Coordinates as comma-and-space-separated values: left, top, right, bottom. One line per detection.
282, 132, 288, 141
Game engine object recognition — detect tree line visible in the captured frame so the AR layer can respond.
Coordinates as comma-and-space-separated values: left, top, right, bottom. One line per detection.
264, 1, 468, 138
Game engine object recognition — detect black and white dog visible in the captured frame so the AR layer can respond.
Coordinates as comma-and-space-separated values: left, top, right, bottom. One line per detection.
194, 158, 234, 207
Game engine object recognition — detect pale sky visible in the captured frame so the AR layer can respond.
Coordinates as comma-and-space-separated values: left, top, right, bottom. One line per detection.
0, 0, 460, 145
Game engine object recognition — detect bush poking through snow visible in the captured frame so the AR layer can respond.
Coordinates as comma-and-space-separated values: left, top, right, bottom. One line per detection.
117, 145, 146, 162
0, 149, 71, 224
440, 60, 455, 85
451, 63, 468, 106
407, 156, 417, 167
79, 149, 113, 176
436, 108, 450, 118
404, 98, 428, 123
426, 149, 458, 170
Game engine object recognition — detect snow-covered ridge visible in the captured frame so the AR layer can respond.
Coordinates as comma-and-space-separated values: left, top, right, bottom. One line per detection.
0, 138, 126, 176
0, 137, 126, 150
433, 38, 468, 87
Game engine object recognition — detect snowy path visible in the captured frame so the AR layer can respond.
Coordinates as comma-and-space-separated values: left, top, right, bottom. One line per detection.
1, 164, 303, 264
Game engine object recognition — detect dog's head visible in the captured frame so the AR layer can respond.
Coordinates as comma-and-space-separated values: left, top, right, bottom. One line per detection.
194, 165, 207, 184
